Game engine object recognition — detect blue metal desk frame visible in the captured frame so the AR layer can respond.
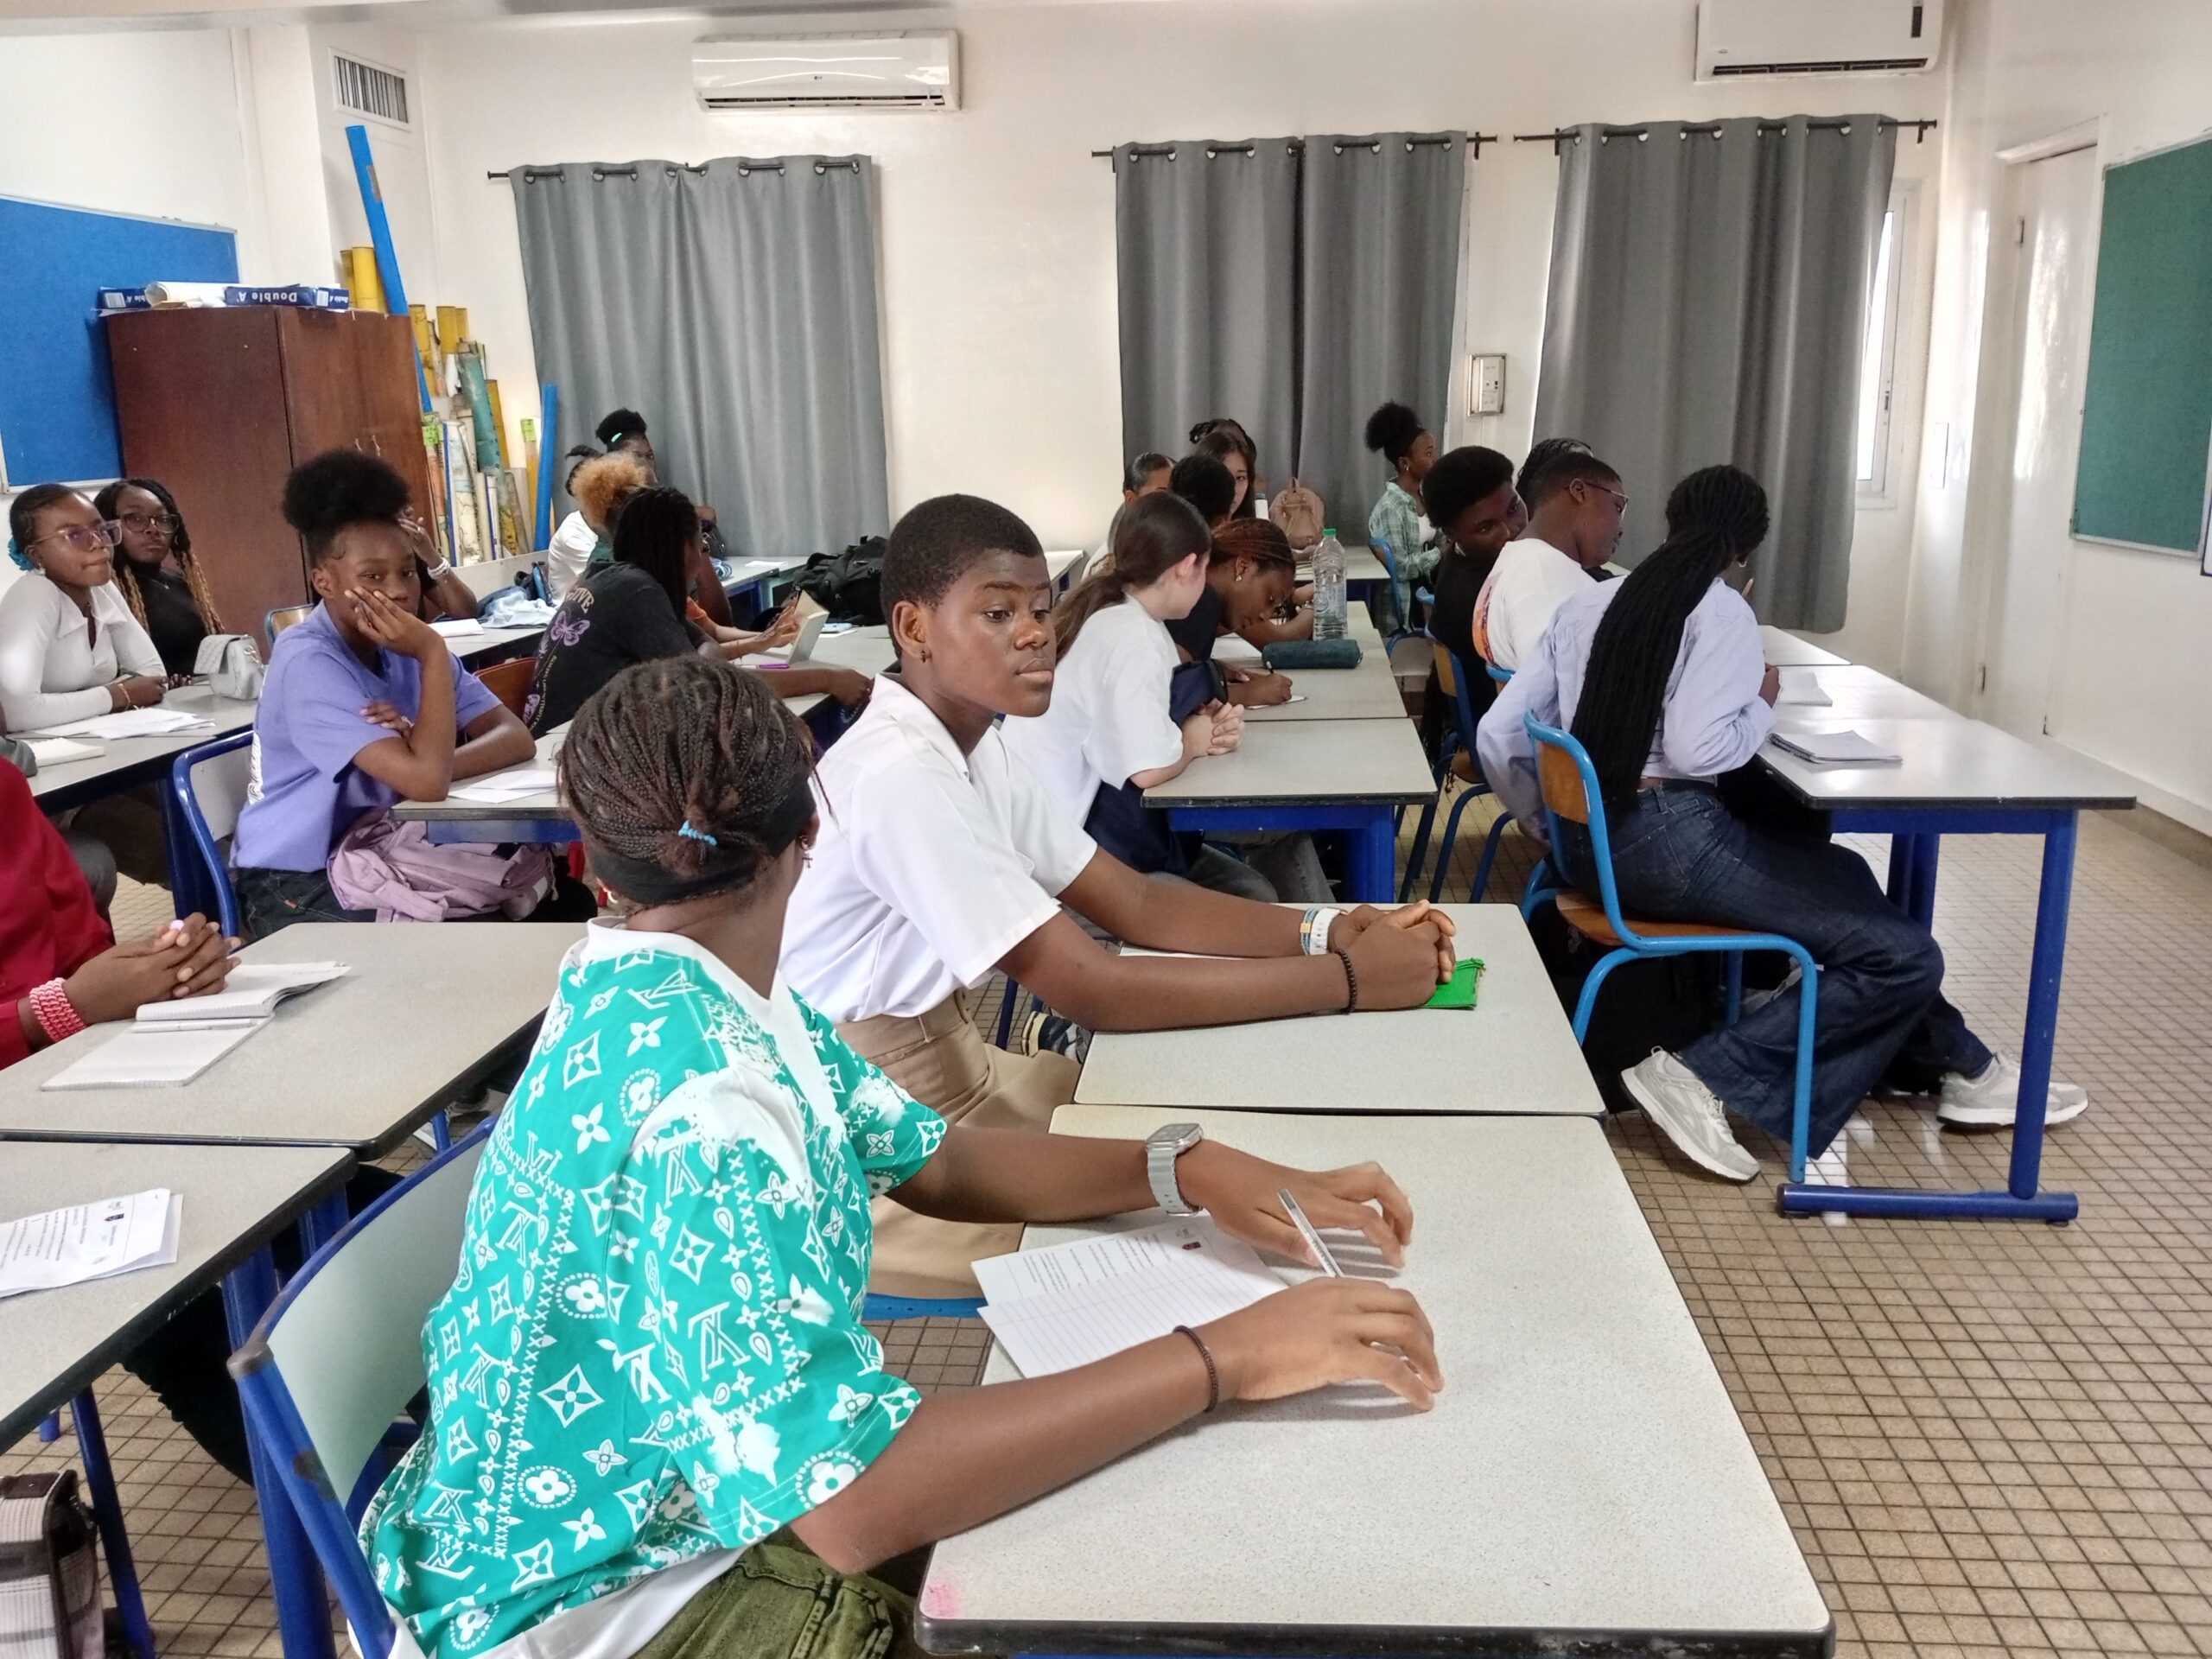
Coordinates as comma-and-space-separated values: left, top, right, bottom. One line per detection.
1163, 803, 1398, 904
1775, 805, 2082, 1224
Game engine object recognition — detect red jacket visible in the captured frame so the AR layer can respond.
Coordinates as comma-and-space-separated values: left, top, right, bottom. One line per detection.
0, 760, 112, 1069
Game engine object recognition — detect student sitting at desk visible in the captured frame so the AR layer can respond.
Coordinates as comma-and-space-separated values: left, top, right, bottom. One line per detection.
1166, 518, 1301, 709
526, 486, 867, 734
1417, 445, 1529, 747
1191, 415, 1262, 517
1363, 400, 1440, 635
1477, 465, 2088, 1181
1081, 450, 1174, 583
1, 486, 167, 730
1472, 445, 1624, 672
783, 493, 1452, 1294
1002, 493, 1262, 896
229, 450, 594, 938
594, 407, 737, 626
546, 445, 604, 600
365, 652, 1440, 1659
95, 478, 222, 677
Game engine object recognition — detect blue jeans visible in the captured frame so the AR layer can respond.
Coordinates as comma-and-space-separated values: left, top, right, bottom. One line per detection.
1557, 785, 1992, 1157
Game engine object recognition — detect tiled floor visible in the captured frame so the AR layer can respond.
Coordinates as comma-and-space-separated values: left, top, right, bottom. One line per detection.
9, 795, 2209, 1659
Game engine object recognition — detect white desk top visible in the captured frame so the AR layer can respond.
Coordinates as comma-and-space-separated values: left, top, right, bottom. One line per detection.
1145, 716, 1434, 807
0, 1141, 352, 1446
451, 624, 545, 665
0, 922, 581, 1154
1762, 715, 2139, 811
1758, 626, 1850, 668
1773, 664, 1955, 724
395, 728, 565, 822
1213, 607, 1384, 667
1240, 658, 1408, 721
918, 1109, 1829, 1657
776, 626, 899, 719
721, 552, 813, 593
1297, 546, 1390, 587
1075, 906, 1601, 1116
26, 683, 259, 804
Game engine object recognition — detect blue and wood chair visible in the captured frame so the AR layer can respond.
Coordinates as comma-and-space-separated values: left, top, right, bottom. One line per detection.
169, 731, 253, 938
1366, 534, 1417, 650
1525, 717, 1821, 1180
1401, 640, 1512, 904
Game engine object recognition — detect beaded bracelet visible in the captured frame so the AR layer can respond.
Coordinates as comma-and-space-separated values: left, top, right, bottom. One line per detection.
28, 979, 86, 1046
1330, 944, 1360, 1013
1173, 1324, 1219, 1412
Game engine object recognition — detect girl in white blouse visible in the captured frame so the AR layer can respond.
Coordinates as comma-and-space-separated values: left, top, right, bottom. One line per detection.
2, 486, 166, 731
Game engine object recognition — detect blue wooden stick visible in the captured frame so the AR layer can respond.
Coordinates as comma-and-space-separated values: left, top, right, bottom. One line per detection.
344, 123, 430, 416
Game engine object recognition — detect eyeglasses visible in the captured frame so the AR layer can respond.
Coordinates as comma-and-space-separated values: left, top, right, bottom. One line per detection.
1577, 481, 1630, 512
32, 522, 121, 553
116, 510, 180, 537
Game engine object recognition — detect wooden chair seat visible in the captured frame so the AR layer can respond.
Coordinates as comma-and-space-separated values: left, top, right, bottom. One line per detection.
474, 657, 534, 719
1554, 889, 1749, 950
1449, 749, 1480, 785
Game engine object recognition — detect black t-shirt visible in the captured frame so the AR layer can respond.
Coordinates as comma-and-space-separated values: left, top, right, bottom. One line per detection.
133, 563, 209, 676
1166, 583, 1224, 663
525, 563, 701, 734
1426, 540, 1500, 724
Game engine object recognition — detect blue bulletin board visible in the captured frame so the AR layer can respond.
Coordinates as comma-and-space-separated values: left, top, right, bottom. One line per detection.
0, 194, 238, 486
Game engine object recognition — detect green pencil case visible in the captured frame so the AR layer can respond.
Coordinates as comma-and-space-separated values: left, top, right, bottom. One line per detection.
1425, 958, 1484, 1010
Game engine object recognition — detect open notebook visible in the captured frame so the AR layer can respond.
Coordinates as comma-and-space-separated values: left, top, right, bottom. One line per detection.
41, 963, 347, 1090
975, 1219, 1288, 1377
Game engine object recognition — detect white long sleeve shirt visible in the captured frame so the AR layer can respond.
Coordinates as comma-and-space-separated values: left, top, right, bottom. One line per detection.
545, 512, 599, 600
0, 572, 164, 730
1477, 575, 1775, 831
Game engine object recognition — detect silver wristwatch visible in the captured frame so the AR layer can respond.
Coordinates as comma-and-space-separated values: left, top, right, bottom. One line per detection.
1146, 1122, 1205, 1216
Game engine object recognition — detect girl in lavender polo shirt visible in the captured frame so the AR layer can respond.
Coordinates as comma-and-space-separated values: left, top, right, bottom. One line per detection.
229, 451, 596, 939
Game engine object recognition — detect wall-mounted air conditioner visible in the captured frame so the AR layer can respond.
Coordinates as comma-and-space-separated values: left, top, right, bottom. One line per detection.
1696, 0, 1943, 80
693, 32, 959, 112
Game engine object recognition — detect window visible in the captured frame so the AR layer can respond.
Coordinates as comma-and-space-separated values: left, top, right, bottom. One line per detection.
333, 53, 410, 130
1855, 182, 1914, 502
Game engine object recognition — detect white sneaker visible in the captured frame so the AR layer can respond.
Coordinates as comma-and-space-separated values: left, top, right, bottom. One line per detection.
1620, 1051, 1762, 1182
1937, 1052, 2089, 1128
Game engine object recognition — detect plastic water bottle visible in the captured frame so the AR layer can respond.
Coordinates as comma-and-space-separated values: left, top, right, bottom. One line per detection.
1313, 528, 1347, 640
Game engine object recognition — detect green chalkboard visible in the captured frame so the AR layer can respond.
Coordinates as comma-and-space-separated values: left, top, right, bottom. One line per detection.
2072, 135, 2212, 556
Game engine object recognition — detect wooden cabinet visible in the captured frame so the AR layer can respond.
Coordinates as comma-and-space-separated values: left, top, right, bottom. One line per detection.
105, 308, 429, 647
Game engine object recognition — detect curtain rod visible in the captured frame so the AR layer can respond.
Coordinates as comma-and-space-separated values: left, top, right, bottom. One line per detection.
487, 158, 862, 179
1512, 118, 1938, 154
1090, 133, 1499, 161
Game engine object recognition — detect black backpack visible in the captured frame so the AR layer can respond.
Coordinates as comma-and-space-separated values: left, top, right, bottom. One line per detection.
798, 537, 888, 624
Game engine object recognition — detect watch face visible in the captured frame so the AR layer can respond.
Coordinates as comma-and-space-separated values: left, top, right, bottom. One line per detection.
1152, 1122, 1203, 1153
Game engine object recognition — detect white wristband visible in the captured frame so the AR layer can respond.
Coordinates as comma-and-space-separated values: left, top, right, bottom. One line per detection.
1301, 906, 1344, 956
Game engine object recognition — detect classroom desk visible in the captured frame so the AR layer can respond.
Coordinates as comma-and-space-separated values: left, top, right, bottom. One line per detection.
1296, 544, 1390, 594
1143, 718, 1434, 902
449, 623, 545, 666
774, 625, 900, 719
722, 552, 814, 613
1758, 626, 1850, 667
0, 922, 580, 1157
1074, 905, 1602, 1116
918, 1108, 1832, 1659
1772, 664, 1956, 724
27, 683, 262, 918
1238, 655, 1408, 721
1758, 715, 2137, 1223
0, 1141, 356, 1659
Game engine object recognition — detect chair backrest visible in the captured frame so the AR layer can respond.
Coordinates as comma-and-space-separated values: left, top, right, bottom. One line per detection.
1370, 533, 1400, 587
475, 657, 534, 718
230, 1130, 489, 1659
1486, 660, 1513, 684
170, 732, 254, 938
1523, 717, 1642, 943
265, 603, 314, 643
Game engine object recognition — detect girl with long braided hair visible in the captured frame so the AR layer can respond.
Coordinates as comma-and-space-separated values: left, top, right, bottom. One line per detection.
362, 651, 1445, 1659
95, 478, 223, 677
1478, 464, 2086, 1181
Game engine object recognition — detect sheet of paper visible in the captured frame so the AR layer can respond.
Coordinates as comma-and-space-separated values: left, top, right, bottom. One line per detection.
41, 1023, 263, 1090
24, 737, 106, 767
430, 618, 487, 639
1775, 668, 1833, 706
451, 767, 558, 802
1769, 727, 1903, 766
33, 708, 215, 740
136, 961, 347, 1024
976, 1219, 1287, 1378
0, 1189, 181, 1298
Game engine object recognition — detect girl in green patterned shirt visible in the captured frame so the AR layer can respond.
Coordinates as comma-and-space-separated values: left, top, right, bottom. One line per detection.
365, 656, 1443, 1659
1363, 401, 1442, 634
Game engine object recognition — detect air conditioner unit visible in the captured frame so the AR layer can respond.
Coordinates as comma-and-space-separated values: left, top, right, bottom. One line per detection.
693, 32, 958, 112
1696, 0, 1942, 79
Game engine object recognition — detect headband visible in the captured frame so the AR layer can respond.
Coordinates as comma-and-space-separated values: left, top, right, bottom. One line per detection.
586, 771, 817, 909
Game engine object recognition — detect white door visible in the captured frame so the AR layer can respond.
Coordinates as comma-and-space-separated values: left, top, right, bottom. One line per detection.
1978, 145, 2099, 736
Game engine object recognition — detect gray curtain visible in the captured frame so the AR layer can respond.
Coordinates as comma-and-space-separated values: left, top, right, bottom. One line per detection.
1114, 140, 1299, 495
511, 156, 888, 560
1532, 116, 1896, 631
1295, 133, 1465, 541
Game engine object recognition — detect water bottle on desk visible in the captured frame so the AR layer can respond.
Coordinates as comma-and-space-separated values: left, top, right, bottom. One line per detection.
1313, 528, 1347, 640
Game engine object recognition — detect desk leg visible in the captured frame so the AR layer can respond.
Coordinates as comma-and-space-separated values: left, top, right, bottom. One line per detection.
2009, 813, 2076, 1203
72, 1390, 156, 1659
1907, 834, 1942, 928
1885, 833, 1917, 909
221, 1249, 337, 1659
1350, 810, 1395, 904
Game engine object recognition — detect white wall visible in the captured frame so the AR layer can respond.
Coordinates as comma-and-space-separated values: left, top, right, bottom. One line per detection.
414, 0, 1943, 594
311, 20, 443, 303
1904, 0, 2212, 831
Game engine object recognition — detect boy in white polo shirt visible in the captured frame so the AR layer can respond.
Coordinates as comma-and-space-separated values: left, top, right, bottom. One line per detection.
1473, 448, 1626, 671
783, 493, 1456, 1295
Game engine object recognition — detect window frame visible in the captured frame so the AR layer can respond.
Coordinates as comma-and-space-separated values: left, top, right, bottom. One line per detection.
1855, 180, 1917, 508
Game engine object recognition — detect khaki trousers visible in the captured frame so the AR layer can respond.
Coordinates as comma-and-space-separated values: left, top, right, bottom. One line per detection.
838, 988, 1077, 1300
